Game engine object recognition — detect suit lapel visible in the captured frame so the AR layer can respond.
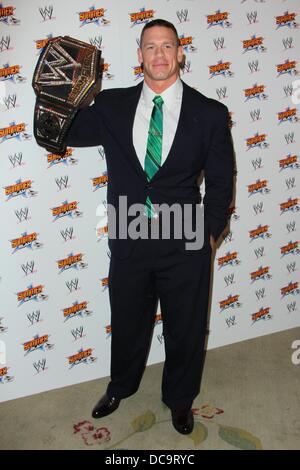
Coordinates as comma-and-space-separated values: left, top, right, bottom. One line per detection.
117, 79, 196, 183
118, 81, 148, 182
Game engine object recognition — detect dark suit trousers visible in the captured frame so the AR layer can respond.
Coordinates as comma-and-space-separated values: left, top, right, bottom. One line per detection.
106, 223, 212, 410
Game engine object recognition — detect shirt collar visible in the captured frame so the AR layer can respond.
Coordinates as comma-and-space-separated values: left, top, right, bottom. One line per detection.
141, 77, 182, 110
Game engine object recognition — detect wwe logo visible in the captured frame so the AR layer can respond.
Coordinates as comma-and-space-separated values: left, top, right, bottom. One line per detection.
65, 278, 79, 293
283, 84, 293, 97
0, 35, 10, 52
224, 273, 235, 287
27, 310, 41, 325
255, 288, 266, 300
71, 326, 84, 341
286, 177, 296, 190
89, 35, 103, 50
250, 109, 261, 121
213, 37, 225, 50
21, 261, 35, 276
254, 246, 265, 259
3, 93, 17, 110
182, 60, 191, 74
286, 221, 296, 233
246, 11, 258, 24
253, 202, 264, 215
55, 175, 69, 191
216, 87, 227, 100
33, 358, 47, 374
60, 227, 74, 242
157, 333, 164, 345
223, 231, 233, 243
248, 60, 259, 73
15, 207, 29, 223
39, 5, 54, 21
38, 47, 80, 86
176, 9, 188, 23
98, 146, 106, 160
282, 37, 293, 50
251, 157, 263, 170
285, 132, 295, 144
287, 301, 297, 313
8, 152, 23, 167
287, 262, 296, 274
225, 315, 236, 328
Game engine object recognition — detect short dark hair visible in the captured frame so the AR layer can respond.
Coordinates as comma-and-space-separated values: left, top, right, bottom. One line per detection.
140, 19, 180, 47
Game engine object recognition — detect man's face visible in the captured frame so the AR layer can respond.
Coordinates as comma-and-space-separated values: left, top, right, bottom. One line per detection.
138, 26, 183, 83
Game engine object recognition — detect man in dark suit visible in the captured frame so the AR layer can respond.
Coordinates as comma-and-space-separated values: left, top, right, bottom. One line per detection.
66, 19, 234, 435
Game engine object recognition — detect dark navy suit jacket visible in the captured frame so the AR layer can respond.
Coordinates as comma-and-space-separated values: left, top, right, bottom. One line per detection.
66, 79, 234, 259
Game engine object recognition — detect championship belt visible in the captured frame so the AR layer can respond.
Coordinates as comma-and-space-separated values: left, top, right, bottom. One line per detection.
32, 35, 101, 154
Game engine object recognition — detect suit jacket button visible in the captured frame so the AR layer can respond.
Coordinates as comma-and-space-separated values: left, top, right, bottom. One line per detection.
145, 183, 152, 189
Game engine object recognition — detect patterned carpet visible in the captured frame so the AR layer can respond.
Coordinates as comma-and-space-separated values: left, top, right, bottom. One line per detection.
0, 327, 299, 450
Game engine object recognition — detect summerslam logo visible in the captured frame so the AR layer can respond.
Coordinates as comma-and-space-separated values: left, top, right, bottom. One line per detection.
0, 366, 14, 384
246, 132, 269, 150
47, 148, 77, 167
275, 12, 298, 29
4, 178, 37, 201
92, 171, 108, 191
101, 62, 114, 80
179, 34, 197, 53
219, 294, 241, 313
57, 252, 87, 274
244, 83, 267, 101
249, 224, 271, 242
35, 34, 53, 53
0, 3, 20, 25
209, 60, 233, 78
206, 10, 232, 28
133, 65, 144, 80
277, 59, 298, 77
277, 107, 298, 124
10, 231, 42, 254
250, 266, 272, 283
96, 224, 108, 241
281, 240, 299, 257
0, 121, 31, 143
17, 284, 48, 306
101, 277, 109, 291
0, 63, 26, 84
217, 251, 240, 269
105, 324, 111, 337
228, 205, 239, 221
63, 301, 92, 322
281, 281, 299, 298
251, 307, 272, 324
78, 6, 110, 27
23, 334, 53, 356
280, 197, 300, 214
242, 35, 266, 53
67, 348, 97, 368
130, 7, 155, 27
248, 179, 270, 197
279, 154, 299, 171
51, 200, 82, 221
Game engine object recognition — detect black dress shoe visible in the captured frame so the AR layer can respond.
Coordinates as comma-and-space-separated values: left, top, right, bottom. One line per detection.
91, 393, 121, 419
171, 409, 194, 435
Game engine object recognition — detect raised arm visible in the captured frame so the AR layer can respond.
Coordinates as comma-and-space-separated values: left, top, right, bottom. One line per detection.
66, 90, 105, 147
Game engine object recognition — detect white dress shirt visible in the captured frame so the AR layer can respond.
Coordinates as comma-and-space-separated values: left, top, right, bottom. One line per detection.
133, 77, 183, 170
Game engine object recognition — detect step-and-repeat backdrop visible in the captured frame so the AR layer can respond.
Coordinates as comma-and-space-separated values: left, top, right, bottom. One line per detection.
0, 0, 299, 402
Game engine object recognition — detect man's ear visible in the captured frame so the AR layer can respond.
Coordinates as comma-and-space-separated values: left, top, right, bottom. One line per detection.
177, 45, 184, 64
137, 47, 143, 65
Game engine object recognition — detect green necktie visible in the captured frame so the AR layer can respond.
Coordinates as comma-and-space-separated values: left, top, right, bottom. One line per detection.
144, 95, 164, 218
